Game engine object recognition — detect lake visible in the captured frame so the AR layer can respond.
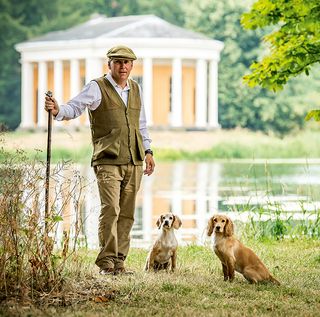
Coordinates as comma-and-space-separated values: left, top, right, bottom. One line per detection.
54, 160, 320, 249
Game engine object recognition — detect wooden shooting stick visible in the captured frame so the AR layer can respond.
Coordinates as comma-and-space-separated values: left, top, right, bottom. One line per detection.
45, 90, 53, 235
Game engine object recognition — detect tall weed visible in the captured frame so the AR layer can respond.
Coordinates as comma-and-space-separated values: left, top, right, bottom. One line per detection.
0, 140, 86, 301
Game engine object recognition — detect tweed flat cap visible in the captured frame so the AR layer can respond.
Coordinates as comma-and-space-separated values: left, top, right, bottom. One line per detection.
107, 45, 137, 60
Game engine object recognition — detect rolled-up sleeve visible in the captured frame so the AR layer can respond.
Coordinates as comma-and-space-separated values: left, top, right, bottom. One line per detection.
55, 81, 101, 120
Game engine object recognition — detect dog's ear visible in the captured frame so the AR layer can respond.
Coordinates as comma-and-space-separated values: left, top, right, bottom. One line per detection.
156, 215, 163, 229
172, 215, 182, 229
207, 217, 214, 236
224, 216, 234, 237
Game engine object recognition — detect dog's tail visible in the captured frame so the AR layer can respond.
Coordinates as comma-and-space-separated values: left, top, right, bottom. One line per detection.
269, 274, 281, 285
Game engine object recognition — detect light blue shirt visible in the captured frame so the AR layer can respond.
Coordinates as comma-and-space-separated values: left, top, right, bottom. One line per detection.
55, 73, 152, 150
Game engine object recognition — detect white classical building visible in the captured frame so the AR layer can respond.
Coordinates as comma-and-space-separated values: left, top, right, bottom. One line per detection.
15, 14, 224, 130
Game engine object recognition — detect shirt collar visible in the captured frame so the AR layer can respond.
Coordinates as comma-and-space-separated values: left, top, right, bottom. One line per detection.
106, 73, 130, 91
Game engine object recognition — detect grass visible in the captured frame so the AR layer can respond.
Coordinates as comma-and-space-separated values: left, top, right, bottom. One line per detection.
2, 128, 320, 162
1, 130, 320, 316
154, 130, 320, 161
1, 240, 319, 317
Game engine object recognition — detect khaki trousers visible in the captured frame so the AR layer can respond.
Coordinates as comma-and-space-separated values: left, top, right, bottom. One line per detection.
94, 163, 143, 270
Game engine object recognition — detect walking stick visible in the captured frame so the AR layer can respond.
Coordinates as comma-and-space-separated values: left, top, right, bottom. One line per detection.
44, 90, 53, 235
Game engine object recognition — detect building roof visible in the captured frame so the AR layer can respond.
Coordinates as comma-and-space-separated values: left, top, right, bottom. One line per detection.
29, 14, 210, 42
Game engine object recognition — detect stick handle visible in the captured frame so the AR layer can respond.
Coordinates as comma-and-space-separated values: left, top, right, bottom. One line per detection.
44, 91, 53, 234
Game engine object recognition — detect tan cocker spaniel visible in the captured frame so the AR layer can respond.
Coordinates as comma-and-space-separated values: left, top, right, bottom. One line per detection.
145, 213, 182, 272
207, 214, 280, 285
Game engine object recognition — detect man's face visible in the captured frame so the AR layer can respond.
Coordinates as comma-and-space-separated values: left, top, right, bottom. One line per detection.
108, 59, 133, 85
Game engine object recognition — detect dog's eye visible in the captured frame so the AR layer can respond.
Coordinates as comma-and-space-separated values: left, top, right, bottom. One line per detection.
169, 216, 173, 220
222, 219, 225, 223
213, 219, 217, 222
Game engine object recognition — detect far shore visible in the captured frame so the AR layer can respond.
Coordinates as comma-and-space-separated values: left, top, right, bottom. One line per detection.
2, 128, 320, 162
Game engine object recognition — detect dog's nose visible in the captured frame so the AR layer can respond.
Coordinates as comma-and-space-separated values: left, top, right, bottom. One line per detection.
216, 226, 220, 231
164, 220, 169, 226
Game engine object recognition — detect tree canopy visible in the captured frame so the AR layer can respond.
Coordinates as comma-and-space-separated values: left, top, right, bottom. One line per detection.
241, 0, 320, 91
183, 0, 311, 135
1, 0, 319, 133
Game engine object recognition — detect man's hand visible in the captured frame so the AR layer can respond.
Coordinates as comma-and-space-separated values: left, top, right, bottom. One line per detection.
45, 95, 59, 116
144, 154, 155, 176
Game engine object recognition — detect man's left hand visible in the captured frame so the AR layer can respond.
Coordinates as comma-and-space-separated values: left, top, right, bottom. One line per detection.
144, 154, 155, 176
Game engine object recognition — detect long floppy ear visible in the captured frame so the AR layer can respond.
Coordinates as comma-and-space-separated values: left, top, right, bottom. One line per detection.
172, 215, 182, 229
207, 217, 214, 236
156, 215, 163, 229
224, 216, 234, 237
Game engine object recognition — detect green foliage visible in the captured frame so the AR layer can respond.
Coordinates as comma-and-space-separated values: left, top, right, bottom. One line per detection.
183, 0, 315, 135
1, 0, 319, 134
86, 0, 185, 25
241, 0, 320, 91
305, 110, 320, 122
0, 0, 88, 130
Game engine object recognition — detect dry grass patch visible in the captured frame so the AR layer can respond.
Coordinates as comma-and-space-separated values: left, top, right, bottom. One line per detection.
1, 241, 319, 317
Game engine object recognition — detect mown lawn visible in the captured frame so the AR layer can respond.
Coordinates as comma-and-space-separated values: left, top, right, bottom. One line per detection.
1, 239, 319, 317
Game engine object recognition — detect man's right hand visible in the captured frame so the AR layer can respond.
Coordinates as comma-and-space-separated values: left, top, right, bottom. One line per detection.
45, 95, 59, 116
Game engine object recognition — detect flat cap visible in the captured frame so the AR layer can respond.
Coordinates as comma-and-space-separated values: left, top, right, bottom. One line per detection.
107, 45, 137, 60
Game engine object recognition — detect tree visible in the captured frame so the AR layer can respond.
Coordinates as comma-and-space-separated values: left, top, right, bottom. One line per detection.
0, 0, 184, 130
183, 0, 310, 135
0, 0, 86, 130
241, 0, 320, 121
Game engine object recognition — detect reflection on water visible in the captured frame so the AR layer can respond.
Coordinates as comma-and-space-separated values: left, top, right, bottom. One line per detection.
61, 161, 320, 249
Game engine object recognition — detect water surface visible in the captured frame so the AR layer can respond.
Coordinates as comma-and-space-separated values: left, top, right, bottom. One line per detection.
71, 161, 320, 248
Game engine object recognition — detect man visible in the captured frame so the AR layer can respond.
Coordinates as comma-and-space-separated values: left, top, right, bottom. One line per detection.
45, 45, 155, 275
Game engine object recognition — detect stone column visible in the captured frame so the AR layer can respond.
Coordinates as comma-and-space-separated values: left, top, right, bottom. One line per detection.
85, 58, 103, 126
54, 60, 64, 104
54, 60, 64, 127
70, 59, 81, 127
85, 57, 103, 84
37, 61, 48, 128
208, 59, 219, 128
195, 59, 207, 128
143, 57, 153, 125
20, 61, 34, 129
171, 58, 182, 127
70, 59, 80, 97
